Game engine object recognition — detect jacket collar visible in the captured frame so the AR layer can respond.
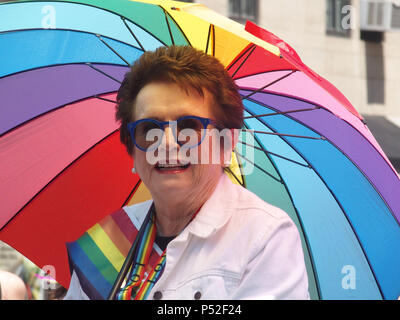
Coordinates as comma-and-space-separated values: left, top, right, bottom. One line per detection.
185, 173, 236, 239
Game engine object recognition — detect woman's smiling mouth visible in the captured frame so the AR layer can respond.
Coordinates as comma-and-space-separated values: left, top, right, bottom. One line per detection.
154, 162, 191, 173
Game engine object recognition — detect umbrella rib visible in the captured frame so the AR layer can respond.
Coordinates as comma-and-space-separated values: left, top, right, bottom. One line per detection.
243, 106, 321, 119
231, 45, 256, 79
212, 25, 216, 57
232, 148, 247, 187
235, 152, 283, 184
164, 9, 192, 47
122, 179, 143, 207
95, 34, 130, 66
238, 139, 310, 168
85, 63, 122, 84
0, 61, 129, 82
0, 91, 118, 138
224, 166, 245, 187
94, 95, 117, 104
0, 28, 143, 52
242, 90, 325, 116
162, 8, 175, 45
120, 17, 145, 52
234, 68, 294, 81
205, 24, 211, 54
227, 44, 254, 72
241, 70, 297, 100
243, 128, 324, 141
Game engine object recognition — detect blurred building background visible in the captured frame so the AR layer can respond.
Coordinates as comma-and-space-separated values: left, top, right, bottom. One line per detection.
0, 240, 67, 299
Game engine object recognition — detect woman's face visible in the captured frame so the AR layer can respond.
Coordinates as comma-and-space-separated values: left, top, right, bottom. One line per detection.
132, 82, 226, 201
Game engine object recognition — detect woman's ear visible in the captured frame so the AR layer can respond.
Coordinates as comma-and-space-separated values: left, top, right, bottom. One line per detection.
221, 128, 239, 167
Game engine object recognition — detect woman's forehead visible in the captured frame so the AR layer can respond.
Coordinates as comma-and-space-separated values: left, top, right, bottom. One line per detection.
134, 82, 216, 121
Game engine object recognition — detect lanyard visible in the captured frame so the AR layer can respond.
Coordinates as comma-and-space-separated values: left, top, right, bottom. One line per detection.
117, 207, 163, 300
116, 203, 202, 300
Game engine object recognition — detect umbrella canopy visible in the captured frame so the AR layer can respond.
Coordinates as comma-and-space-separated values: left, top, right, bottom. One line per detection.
0, 0, 399, 300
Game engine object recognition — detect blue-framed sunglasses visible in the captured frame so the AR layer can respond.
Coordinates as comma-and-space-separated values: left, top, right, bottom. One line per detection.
127, 115, 222, 151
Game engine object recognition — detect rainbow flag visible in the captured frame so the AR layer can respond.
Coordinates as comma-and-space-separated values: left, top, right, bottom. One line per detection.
66, 208, 161, 300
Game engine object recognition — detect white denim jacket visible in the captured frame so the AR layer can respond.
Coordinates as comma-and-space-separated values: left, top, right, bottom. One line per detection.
64, 174, 309, 300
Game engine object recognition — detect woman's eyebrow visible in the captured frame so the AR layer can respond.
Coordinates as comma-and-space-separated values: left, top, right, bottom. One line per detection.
140, 114, 194, 121
136, 115, 163, 121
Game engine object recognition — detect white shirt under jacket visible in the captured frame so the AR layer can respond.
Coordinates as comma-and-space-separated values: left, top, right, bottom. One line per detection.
64, 173, 310, 300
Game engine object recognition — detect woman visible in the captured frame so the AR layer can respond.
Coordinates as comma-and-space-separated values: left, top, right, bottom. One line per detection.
64, 46, 309, 300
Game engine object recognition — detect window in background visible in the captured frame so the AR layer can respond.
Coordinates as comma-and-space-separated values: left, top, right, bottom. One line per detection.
229, 0, 259, 24
392, 3, 400, 29
326, 0, 352, 37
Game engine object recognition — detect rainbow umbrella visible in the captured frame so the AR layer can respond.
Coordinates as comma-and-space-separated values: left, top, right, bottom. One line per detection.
0, 0, 399, 300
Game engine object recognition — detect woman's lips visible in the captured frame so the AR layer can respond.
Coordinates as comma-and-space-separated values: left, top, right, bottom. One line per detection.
154, 162, 191, 173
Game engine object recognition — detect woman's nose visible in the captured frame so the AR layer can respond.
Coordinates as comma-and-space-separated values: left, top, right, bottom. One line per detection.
158, 125, 179, 153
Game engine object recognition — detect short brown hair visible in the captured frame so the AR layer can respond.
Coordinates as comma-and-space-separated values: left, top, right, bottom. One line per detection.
116, 45, 244, 155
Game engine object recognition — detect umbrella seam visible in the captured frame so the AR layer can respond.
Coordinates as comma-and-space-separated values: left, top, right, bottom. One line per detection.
0, 61, 129, 81
86, 63, 122, 84
237, 139, 310, 168
205, 24, 212, 54
162, 6, 192, 47
161, 6, 175, 46
120, 16, 146, 52
243, 106, 321, 119
122, 179, 143, 207
96, 34, 131, 66
0, 28, 145, 54
93, 96, 117, 104
230, 45, 257, 79
241, 70, 297, 101
226, 43, 253, 71
247, 129, 324, 141
235, 152, 282, 184
212, 25, 215, 57
0, 0, 169, 48
233, 68, 296, 81
224, 165, 245, 187
0, 90, 118, 139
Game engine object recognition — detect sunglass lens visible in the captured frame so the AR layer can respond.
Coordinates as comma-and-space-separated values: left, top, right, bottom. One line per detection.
177, 118, 205, 147
134, 121, 163, 150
